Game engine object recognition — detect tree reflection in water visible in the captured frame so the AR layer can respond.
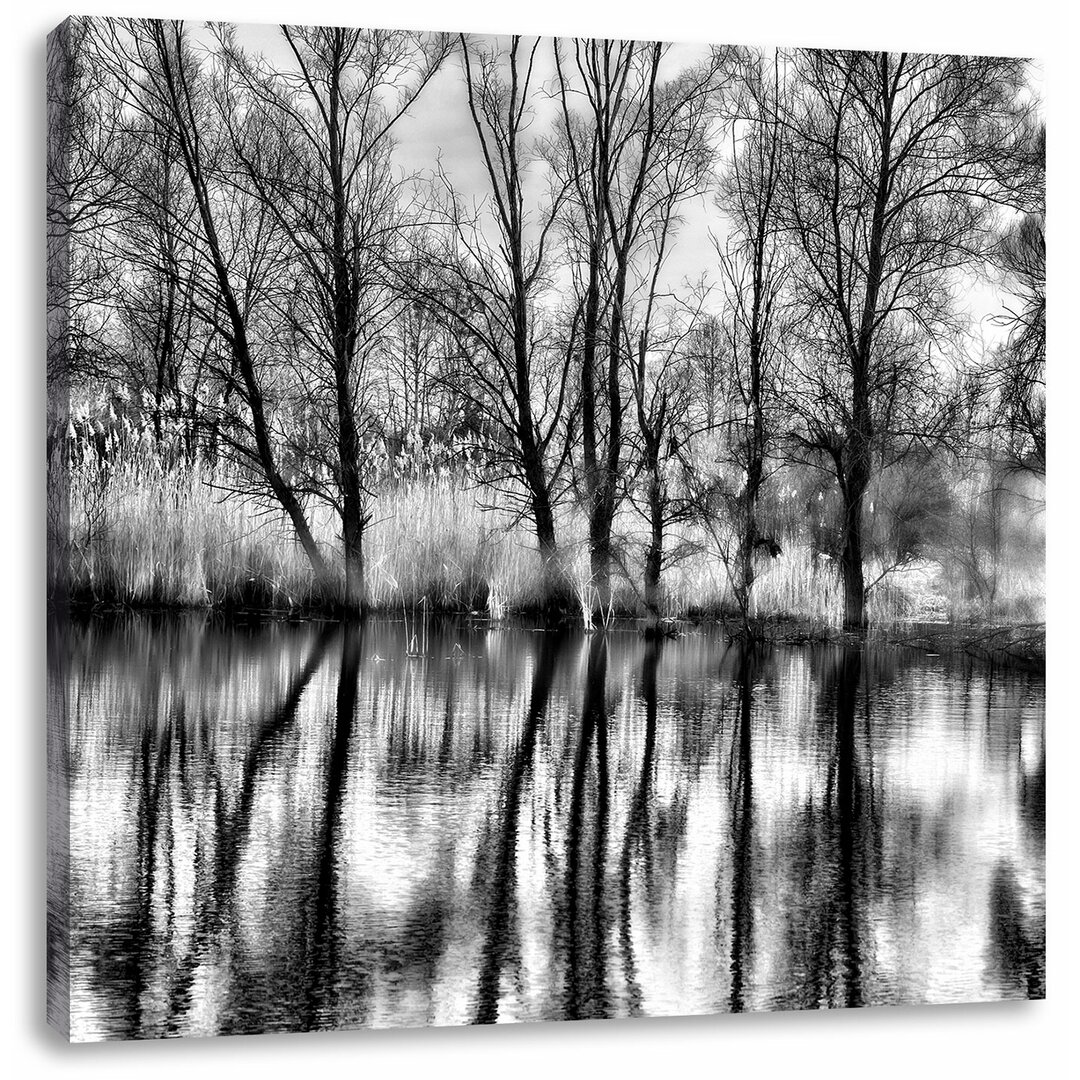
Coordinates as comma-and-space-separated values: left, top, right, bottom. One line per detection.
63, 616, 1046, 1040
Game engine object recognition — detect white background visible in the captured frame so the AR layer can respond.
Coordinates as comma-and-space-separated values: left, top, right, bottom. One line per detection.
2, 1, 1076, 1076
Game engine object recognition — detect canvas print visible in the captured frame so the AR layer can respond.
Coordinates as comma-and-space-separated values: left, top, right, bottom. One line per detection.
46, 16, 1046, 1042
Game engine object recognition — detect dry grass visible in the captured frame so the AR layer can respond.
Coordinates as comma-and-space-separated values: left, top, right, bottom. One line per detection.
66, 451, 317, 608
56, 432, 1043, 628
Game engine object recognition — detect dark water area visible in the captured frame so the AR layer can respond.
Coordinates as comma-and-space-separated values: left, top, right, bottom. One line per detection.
57, 615, 1046, 1040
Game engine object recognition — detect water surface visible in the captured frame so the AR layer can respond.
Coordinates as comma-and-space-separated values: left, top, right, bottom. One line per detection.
59, 616, 1045, 1040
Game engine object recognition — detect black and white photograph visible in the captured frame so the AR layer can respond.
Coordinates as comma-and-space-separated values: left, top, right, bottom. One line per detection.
45, 11, 1046, 1044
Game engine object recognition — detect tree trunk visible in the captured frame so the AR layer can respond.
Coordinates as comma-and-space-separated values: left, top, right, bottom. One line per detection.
840, 340, 873, 630
515, 302, 559, 606
589, 503, 615, 625
579, 241, 606, 623
329, 43, 366, 616
335, 370, 366, 614
738, 286, 767, 630
736, 427, 764, 631
223, 311, 332, 596
840, 468, 868, 630
340, 495, 366, 613
584, 264, 629, 626
643, 458, 664, 631
734, 529, 754, 629
529, 479, 561, 607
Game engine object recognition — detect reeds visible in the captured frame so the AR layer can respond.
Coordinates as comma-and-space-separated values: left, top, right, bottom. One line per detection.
56, 427, 1043, 628
64, 449, 317, 609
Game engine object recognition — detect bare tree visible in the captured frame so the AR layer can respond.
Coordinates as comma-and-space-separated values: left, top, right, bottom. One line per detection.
776, 49, 1031, 628
47, 18, 132, 401
216, 24, 452, 610
110, 100, 207, 452
407, 35, 572, 600
552, 39, 727, 623
552, 39, 661, 623
624, 60, 727, 628
626, 306, 701, 630
711, 49, 789, 627
988, 121, 1045, 478
88, 19, 338, 590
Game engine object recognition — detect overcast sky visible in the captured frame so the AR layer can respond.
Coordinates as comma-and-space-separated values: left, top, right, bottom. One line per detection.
213, 21, 1040, 353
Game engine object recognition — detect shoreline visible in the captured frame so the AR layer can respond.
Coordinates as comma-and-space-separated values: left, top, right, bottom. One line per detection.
50, 599, 1047, 665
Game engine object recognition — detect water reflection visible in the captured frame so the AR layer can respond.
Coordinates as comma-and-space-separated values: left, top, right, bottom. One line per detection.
61, 616, 1046, 1040
729, 645, 755, 1013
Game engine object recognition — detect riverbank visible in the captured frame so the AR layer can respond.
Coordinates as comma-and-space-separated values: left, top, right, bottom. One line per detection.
51, 596, 1047, 668
737, 616, 1046, 665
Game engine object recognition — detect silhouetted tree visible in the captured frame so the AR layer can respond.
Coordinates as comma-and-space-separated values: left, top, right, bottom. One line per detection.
552, 40, 728, 623
93, 18, 334, 587
218, 24, 452, 610
777, 50, 1032, 627
409, 35, 573, 596
711, 49, 790, 626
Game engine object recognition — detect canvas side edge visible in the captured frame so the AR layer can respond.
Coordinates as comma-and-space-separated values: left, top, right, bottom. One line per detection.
46, 14, 73, 1043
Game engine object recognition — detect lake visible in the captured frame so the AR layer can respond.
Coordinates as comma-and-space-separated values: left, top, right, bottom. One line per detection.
54, 615, 1046, 1040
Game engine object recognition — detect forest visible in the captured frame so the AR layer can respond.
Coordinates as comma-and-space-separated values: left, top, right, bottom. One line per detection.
46, 19, 1046, 631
